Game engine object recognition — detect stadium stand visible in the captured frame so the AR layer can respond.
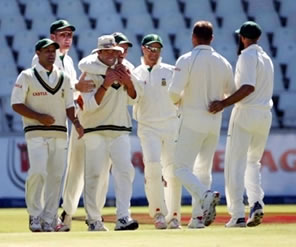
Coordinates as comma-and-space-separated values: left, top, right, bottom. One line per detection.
0, 0, 295, 133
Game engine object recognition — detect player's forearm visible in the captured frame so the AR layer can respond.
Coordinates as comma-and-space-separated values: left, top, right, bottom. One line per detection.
12, 104, 44, 121
94, 84, 108, 105
67, 107, 84, 138
221, 84, 255, 108
66, 107, 77, 123
126, 85, 137, 99
124, 78, 137, 99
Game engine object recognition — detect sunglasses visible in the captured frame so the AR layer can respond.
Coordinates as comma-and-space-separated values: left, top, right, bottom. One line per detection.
145, 46, 162, 53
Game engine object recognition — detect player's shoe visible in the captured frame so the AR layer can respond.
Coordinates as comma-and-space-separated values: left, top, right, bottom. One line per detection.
154, 213, 167, 229
55, 220, 70, 232
42, 221, 54, 232
56, 210, 71, 232
188, 217, 205, 229
225, 217, 246, 228
167, 218, 182, 229
29, 216, 42, 232
247, 201, 264, 227
201, 190, 220, 226
114, 216, 139, 231
88, 220, 108, 231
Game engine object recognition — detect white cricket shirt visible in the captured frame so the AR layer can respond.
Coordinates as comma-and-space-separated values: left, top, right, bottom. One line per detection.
169, 45, 235, 134
11, 63, 74, 139
235, 44, 274, 109
78, 58, 143, 137
133, 57, 177, 125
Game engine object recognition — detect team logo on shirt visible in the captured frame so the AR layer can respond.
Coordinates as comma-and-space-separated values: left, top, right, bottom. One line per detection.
61, 89, 64, 98
14, 84, 22, 88
161, 78, 166, 86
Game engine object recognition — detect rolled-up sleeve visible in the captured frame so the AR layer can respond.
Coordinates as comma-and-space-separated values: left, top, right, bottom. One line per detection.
78, 54, 108, 75
235, 53, 257, 88
11, 72, 28, 105
128, 73, 144, 105
168, 56, 189, 95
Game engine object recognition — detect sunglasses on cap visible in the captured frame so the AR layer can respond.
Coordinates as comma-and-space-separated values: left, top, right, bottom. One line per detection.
145, 46, 162, 53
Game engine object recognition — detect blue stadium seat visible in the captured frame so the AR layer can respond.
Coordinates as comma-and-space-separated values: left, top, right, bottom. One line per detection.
31, 15, 55, 36
94, 13, 125, 34
278, 91, 296, 127
24, 0, 53, 19
87, 0, 117, 17
0, 15, 26, 36
0, 0, 20, 17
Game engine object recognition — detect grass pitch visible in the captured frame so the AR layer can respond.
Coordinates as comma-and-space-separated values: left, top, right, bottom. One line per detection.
0, 205, 295, 247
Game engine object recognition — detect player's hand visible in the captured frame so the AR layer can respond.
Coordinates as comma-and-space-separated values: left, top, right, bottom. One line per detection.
38, 114, 55, 126
114, 65, 132, 88
76, 73, 95, 93
104, 68, 120, 88
208, 100, 224, 114
73, 120, 84, 139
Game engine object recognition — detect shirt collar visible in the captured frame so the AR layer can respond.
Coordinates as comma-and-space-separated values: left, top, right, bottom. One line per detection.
241, 44, 263, 54
56, 49, 67, 57
193, 45, 214, 51
35, 62, 58, 74
140, 56, 162, 71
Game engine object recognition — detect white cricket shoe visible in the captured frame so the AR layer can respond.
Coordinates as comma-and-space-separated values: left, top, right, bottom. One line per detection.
115, 216, 139, 231
202, 190, 220, 226
225, 217, 246, 228
42, 221, 54, 232
167, 218, 182, 229
188, 217, 205, 229
29, 216, 42, 232
154, 213, 167, 229
55, 220, 70, 232
247, 201, 264, 227
88, 220, 108, 231
56, 211, 71, 232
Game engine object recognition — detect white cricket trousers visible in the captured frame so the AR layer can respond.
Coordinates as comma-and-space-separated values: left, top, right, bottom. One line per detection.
62, 127, 83, 215
62, 127, 110, 216
25, 137, 67, 224
174, 126, 219, 218
83, 133, 135, 223
138, 119, 182, 221
225, 106, 272, 218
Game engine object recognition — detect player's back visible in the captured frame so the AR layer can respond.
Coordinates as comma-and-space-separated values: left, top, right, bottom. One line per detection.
181, 45, 234, 113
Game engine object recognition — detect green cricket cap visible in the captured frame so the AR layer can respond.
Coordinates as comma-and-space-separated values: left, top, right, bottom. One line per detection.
35, 38, 59, 51
113, 32, 133, 47
141, 34, 163, 47
235, 21, 262, 39
50, 19, 76, 34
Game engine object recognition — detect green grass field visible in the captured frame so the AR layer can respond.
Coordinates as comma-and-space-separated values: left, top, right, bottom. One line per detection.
0, 205, 295, 247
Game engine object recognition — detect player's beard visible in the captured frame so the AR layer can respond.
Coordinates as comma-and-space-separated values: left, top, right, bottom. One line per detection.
237, 37, 244, 55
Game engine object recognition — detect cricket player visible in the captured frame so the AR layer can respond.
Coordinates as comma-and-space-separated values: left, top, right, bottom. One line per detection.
59, 32, 135, 230
77, 35, 142, 231
31, 19, 94, 231
209, 21, 273, 228
11, 39, 84, 232
133, 34, 182, 229
32, 19, 94, 95
169, 21, 235, 228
